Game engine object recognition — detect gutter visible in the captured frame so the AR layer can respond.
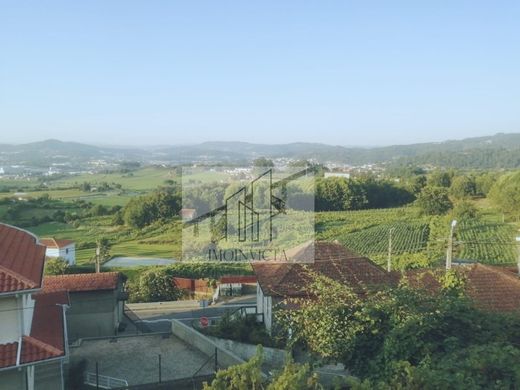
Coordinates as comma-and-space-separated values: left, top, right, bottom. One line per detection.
58, 302, 70, 358
0, 288, 40, 298
0, 354, 66, 373
15, 336, 22, 366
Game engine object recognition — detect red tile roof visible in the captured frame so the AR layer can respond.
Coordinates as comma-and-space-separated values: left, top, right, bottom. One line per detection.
464, 264, 520, 312
253, 241, 393, 298
220, 276, 257, 284
0, 343, 17, 368
403, 264, 520, 312
43, 272, 120, 293
0, 290, 68, 369
30, 291, 69, 353
21, 336, 63, 364
40, 238, 75, 249
0, 223, 46, 293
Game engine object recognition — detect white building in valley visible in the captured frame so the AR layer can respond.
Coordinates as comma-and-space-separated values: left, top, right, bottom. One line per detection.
40, 238, 76, 265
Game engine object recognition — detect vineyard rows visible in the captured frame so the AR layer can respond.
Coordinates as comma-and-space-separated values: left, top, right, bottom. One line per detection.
317, 208, 519, 265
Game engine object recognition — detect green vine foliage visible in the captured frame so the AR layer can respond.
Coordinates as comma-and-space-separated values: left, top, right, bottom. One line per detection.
277, 271, 520, 388
203, 346, 322, 390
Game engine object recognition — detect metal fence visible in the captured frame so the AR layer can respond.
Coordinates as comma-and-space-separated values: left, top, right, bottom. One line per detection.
85, 372, 128, 389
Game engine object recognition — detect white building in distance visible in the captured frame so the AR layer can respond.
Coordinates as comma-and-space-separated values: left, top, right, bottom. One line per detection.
40, 238, 76, 265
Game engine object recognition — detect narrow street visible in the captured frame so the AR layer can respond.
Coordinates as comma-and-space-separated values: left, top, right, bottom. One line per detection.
125, 295, 257, 332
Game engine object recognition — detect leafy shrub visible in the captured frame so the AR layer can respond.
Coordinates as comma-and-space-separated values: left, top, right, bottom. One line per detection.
44, 257, 69, 275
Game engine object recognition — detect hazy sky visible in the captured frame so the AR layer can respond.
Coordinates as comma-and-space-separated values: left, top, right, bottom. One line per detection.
1, 1, 519, 146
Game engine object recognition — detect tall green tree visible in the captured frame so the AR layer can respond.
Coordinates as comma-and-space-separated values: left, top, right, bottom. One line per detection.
416, 186, 453, 215
450, 175, 476, 199
428, 171, 452, 187
489, 171, 520, 219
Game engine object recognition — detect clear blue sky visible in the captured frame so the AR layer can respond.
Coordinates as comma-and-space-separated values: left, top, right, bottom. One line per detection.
1, 1, 519, 146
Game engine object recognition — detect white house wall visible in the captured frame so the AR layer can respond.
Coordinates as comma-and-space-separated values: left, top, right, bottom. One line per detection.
0, 296, 21, 343
256, 285, 273, 333
45, 245, 75, 265
21, 294, 35, 336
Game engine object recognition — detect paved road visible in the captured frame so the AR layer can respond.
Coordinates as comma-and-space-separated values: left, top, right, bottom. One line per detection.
126, 295, 257, 333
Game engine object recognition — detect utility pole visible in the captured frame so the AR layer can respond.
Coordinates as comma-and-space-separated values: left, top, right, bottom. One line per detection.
446, 220, 458, 270
387, 228, 394, 272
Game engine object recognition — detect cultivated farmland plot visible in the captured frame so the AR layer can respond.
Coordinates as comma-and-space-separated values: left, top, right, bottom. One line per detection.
456, 221, 517, 264
316, 207, 519, 266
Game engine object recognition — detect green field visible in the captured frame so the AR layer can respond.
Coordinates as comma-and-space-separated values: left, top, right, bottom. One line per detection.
26, 215, 182, 264
1, 166, 518, 269
51, 167, 179, 191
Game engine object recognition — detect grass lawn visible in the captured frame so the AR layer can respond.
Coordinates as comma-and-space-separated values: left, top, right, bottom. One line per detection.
25, 216, 182, 266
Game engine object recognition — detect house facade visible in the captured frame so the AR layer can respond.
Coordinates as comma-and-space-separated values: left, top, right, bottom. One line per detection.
253, 241, 393, 333
40, 238, 76, 265
254, 241, 520, 334
0, 223, 69, 390
42, 272, 127, 341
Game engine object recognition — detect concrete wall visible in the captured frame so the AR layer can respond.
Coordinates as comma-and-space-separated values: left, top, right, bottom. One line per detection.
171, 319, 245, 369
0, 296, 20, 343
34, 359, 64, 390
256, 285, 273, 332
67, 290, 118, 341
0, 368, 25, 390
206, 336, 286, 369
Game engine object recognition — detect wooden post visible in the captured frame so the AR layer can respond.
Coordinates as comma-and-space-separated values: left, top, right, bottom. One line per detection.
95, 244, 100, 273
387, 228, 394, 272
516, 237, 520, 276
446, 220, 457, 270
214, 347, 218, 372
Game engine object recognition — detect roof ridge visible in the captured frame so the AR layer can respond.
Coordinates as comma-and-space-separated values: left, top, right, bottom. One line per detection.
46, 271, 119, 278
0, 264, 37, 289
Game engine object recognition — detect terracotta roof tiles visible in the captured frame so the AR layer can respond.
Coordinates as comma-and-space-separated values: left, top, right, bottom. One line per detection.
40, 238, 75, 249
0, 343, 17, 368
43, 272, 120, 293
253, 241, 393, 297
402, 264, 520, 312
0, 223, 46, 293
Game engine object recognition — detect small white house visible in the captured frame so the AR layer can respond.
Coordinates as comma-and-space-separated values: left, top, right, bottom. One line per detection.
41, 238, 76, 265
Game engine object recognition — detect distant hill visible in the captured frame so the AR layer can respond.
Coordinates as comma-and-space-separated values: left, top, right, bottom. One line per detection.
1, 133, 520, 169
